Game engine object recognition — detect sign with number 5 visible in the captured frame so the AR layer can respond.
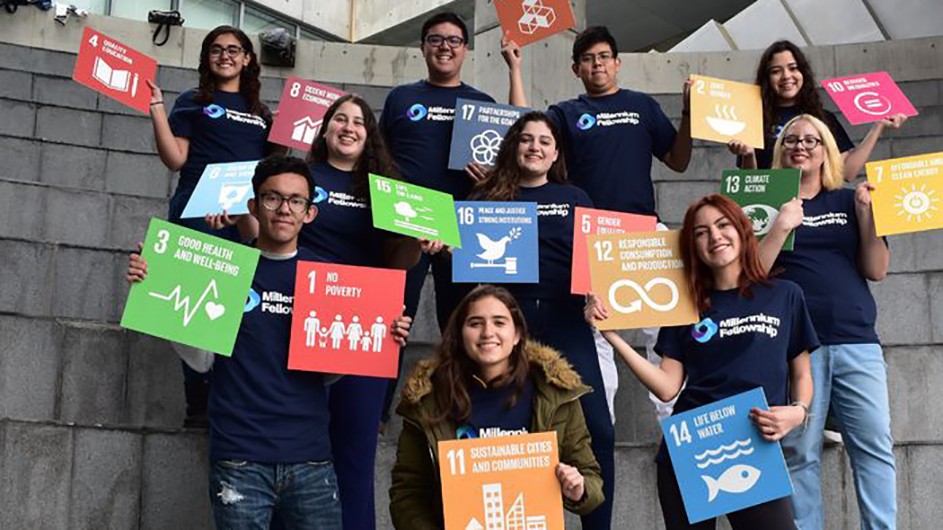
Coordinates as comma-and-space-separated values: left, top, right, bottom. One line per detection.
268, 76, 345, 151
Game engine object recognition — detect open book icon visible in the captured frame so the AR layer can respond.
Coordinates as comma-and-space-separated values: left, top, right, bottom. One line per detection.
92, 56, 138, 95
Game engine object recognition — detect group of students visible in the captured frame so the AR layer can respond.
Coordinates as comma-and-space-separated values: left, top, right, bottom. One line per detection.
133, 10, 908, 530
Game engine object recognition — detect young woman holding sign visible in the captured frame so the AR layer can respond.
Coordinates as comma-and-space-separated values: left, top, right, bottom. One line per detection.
762, 114, 895, 530
729, 40, 906, 179
469, 111, 618, 529
586, 194, 816, 530
389, 285, 603, 529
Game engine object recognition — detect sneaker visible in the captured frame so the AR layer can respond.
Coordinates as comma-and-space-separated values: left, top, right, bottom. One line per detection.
823, 429, 843, 444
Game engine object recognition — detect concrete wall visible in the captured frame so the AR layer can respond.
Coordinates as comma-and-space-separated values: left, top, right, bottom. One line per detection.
1, 8, 942, 529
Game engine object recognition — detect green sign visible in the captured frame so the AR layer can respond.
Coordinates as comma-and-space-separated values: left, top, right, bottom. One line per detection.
368, 173, 462, 248
120, 218, 260, 356
720, 169, 801, 251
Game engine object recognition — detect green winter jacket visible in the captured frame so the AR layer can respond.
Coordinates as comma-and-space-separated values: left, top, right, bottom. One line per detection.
388, 342, 604, 529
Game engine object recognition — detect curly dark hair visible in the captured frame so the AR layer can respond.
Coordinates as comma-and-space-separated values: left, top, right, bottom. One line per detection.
194, 26, 266, 117
755, 40, 828, 135
471, 111, 567, 202
306, 93, 400, 201
429, 285, 531, 426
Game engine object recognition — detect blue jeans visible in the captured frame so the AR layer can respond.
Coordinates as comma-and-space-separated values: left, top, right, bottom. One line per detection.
209, 459, 342, 530
782, 343, 897, 530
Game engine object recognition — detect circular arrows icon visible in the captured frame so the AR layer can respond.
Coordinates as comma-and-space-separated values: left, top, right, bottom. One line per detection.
608, 277, 680, 314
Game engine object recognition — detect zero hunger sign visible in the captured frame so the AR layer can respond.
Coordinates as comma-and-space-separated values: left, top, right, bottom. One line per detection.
689, 74, 763, 149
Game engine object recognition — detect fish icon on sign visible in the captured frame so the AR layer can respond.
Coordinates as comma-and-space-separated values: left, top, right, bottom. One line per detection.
702, 464, 761, 502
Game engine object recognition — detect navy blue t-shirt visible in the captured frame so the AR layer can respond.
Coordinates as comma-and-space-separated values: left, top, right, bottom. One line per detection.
456, 378, 535, 439
774, 188, 881, 344
504, 182, 593, 301
209, 247, 332, 463
751, 107, 854, 169
300, 162, 384, 267
380, 81, 494, 200
548, 89, 677, 216
168, 89, 270, 194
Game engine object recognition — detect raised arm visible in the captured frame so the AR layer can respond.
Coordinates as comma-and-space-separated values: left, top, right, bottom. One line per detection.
501, 37, 528, 107
757, 198, 803, 272
661, 79, 692, 173
854, 182, 890, 280
147, 80, 189, 171
841, 114, 908, 181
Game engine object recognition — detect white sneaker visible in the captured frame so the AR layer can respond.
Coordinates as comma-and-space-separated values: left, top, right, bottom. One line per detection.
823, 430, 843, 444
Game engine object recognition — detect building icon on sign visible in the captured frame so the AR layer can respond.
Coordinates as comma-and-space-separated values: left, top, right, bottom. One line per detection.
469, 483, 547, 530
292, 116, 322, 145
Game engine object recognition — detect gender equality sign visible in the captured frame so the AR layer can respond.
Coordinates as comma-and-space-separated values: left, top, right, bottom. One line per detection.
121, 218, 260, 355
452, 201, 539, 283
268, 76, 345, 151
866, 152, 943, 236
690, 75, 763, 148
72, 27, 157, 114
586, 230, 698, 330
720, 169, 801, 251
495, 0, 576, 47
368, 174, 463, 247
570, 206, 657, 295
448, 99, 527, 170
822, 72, 918, 125
181, 160, 259, 218
438, 432, 564, 530
288, 261, 405, 378
661, 388, 793, 524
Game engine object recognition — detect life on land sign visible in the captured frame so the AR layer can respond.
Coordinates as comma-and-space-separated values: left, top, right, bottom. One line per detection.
587, 230, 698, 330
495, 0, 576, 47
448, 99, 527, 170
438, 431, 564, 530
866, 152, 943, 236
72, 27, 158, 114
690, 74, 763, 148
181, 160, 259, 218
661, 388, 793, 524
287, 261, 405, 378
268, 76, 345, 151
821, 71, 918, 125
720, 169, 801, 251
452, 201, 539, 283
121, 218, 260, 356
368, 174, 462, 247
570, 206, 657, 294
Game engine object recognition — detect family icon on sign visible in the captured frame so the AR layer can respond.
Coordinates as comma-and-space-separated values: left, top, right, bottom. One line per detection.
303, 311, 388, 352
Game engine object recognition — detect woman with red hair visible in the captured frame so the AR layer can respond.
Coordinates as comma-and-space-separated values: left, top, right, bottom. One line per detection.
586, 194, 817, 529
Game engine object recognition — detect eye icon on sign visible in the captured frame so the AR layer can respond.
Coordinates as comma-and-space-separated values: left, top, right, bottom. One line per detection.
853, 92, 892, 116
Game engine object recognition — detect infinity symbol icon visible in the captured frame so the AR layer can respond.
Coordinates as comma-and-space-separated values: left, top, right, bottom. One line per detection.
608, 277, 680, 314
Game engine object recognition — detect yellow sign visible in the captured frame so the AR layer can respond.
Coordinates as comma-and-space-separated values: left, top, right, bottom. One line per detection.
587, 230, 698, 330
690, 74, 764, 148
438, 432, 563, 530
867, 152, 943, 236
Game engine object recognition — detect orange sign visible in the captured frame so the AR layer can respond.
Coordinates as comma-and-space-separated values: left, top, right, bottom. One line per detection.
571, 207, 657, 295
72, 27, 157, 114
690, 74, 763, 148
587, 230, 698, 330
494, 0, 576, 47
867, 152, 943, 236
439, 432, 563, 530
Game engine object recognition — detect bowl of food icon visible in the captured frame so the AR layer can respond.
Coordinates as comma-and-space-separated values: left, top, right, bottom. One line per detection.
706, 116, 747, 136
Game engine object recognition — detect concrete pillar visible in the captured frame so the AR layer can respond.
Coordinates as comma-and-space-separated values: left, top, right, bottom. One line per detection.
472, 0, 586, 107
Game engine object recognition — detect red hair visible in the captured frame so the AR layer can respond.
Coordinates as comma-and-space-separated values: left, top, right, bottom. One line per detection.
679, 194, 769, 313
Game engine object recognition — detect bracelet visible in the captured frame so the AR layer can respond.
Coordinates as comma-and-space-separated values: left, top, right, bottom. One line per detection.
150, 100, 164, 106
791, 401, 810, 427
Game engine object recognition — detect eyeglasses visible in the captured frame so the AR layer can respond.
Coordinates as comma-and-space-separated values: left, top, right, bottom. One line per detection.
258, 192, 311, 214
424, 34, 465, 48
579, 52, 616, 65
782, 135, 822, 150
209, 45, 244, 58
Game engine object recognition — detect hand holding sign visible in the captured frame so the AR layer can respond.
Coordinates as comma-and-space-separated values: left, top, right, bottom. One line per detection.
73, 27, 158, 114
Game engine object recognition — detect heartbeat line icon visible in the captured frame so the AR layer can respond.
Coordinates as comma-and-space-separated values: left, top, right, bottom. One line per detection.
149, 280, 225, 326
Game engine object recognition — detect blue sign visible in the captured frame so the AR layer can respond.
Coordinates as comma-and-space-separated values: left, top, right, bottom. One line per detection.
452, 201, 539, 284
447, 99, 528, 170
661, 387, 793, 524
181, 160, 259, 218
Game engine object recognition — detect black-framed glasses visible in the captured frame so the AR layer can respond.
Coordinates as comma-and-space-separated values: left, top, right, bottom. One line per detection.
209, 45, 244, 58
782, 135, 822, 150
259, 192, 311, 214
424, 34, 465, 48
579, 52, 615, 65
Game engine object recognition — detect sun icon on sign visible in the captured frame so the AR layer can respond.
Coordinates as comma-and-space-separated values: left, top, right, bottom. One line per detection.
893, 184, 939, 223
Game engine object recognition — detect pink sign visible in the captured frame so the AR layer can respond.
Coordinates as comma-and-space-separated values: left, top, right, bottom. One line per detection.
570, 207, 657, 295
72, 27, 157, 114
821, 72, 918, 125
269, 76, 345, 151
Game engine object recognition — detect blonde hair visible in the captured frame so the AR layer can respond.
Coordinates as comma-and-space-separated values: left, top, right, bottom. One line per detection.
772, 114, 844, 191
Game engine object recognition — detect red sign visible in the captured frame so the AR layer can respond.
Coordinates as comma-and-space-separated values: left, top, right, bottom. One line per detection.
268, 76, 345, 151
72, 27, 157, 114
288, 261, 405, 378
571, 207, 657, 295
821, 71, 918, 125
495, 0, 576, 47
